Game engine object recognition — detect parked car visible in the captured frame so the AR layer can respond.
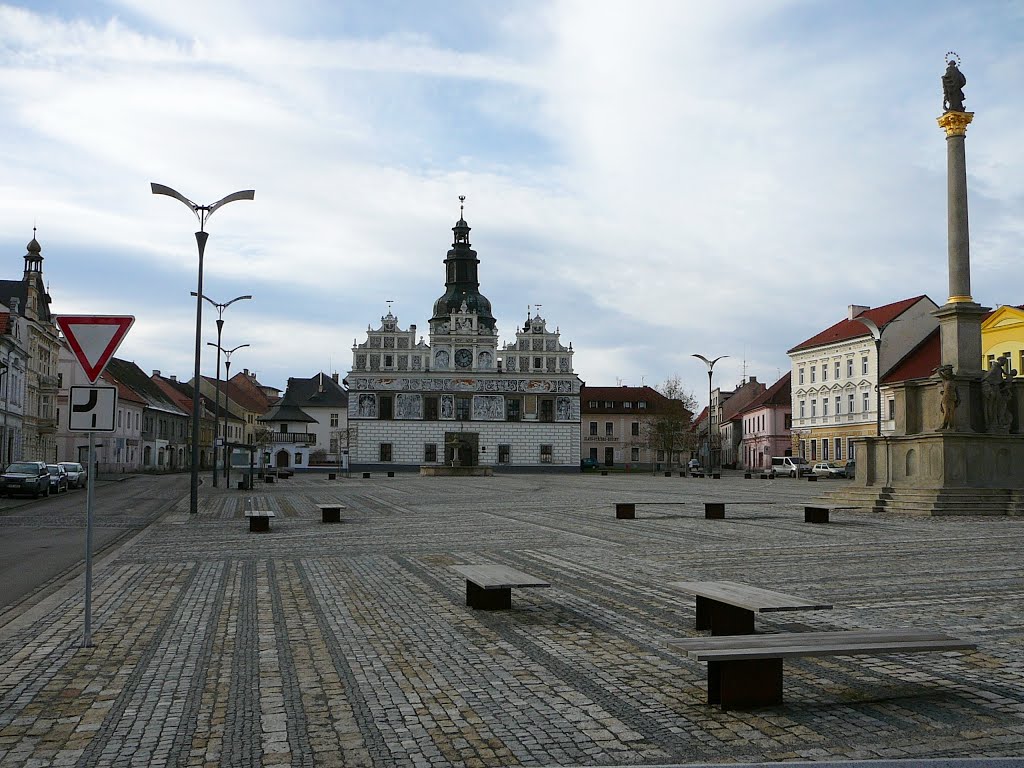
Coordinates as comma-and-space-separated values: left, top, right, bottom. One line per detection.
59, 461, 87, 489
46, 464, 69, 493
580, 457, 600, 471
1, 461, 51, 498
811, 461, 847, 479
768, 456, 812, 478
688, 458, 700, 471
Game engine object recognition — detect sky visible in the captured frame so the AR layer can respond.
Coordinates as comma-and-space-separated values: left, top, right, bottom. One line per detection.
1, 1, 1022, 409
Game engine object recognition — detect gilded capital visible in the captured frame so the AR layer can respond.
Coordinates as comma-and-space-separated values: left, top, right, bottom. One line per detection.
937, 111, 974, 137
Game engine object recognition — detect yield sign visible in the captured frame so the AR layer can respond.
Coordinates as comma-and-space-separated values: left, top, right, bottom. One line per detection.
56, 315, 135, 383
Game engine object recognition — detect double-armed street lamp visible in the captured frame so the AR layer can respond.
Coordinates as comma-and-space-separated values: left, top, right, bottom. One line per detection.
852, 316, 883, 437
193, 293, 252, 486
207, 342, 249, 484
151, 183, 254, 515
692, 354, 729, 475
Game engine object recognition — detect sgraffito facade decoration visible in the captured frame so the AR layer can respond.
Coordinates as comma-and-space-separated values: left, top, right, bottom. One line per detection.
344, 204, 582, 468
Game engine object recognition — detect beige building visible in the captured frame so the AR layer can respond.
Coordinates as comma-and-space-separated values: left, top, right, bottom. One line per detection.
580, 386, 691, 470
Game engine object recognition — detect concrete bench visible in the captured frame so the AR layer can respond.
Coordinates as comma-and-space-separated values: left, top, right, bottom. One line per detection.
704, 502, 725, 519
245, 510, 275, 533
452, 564, 550, 610
315, 503, 345, 523
670, 580, 832, 635
362, 472, 371, 479
804, 505, 832, 523
328, 472, 337, 480
278, 469, 293, 479
264, 475, 275, 484
615, 503, 635, 519
807, 475, 818, 482
667, 629, 976, 709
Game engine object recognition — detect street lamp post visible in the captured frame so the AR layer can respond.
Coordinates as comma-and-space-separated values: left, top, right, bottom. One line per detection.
0, 359, 8, 467
193, 293, 252, 486
852, 317, 883, 437
692, 354, 729, 475
151, 184, 254, 515
207, 342, 249, 488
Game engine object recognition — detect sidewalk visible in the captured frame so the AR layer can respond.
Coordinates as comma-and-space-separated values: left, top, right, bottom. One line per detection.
1, 473, 1023, 767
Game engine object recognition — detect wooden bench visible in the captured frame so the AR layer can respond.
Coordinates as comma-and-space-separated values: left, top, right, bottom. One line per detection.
452, 564, 550, 610
315, 503, 345, 523
245, 510, 275, 533
670, 580, 832, 635
667, 629, 976, 709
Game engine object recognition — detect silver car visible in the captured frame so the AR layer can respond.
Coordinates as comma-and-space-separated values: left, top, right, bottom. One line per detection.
59, 461, 88, 489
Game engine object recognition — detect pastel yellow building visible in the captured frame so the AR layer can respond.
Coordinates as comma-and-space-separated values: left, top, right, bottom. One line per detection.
981, 305, 1024, 375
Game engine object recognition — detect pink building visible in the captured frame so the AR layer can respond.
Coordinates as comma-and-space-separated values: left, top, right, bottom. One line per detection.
737, 372, 792, 470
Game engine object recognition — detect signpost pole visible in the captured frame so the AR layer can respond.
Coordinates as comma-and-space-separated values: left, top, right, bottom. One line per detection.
82, 431, 95, 648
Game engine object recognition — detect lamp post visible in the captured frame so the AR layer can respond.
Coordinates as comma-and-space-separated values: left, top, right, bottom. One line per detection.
692, 354, 729, 475
193, 293, 252, 486
0, 359, 8, 467
852, 317, 883, 437
151, 183, 254, 514
207, 342, 249, 487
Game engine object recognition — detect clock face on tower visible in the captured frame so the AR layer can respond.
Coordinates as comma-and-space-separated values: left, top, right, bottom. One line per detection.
455, 348, 473, 368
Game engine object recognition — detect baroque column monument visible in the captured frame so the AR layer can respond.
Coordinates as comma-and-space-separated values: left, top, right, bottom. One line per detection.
851, 56, 1024, 514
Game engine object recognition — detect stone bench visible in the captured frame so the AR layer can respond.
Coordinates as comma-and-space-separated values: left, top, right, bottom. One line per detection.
667, 629, 976, 709
278, 469, 293, 479
264, 475, 275, 484
670, 580, 832, 635
452, 564, 550, 610
804, 505, 832, 523
615, 503, 635, 520
704, 502, 725, 519
316, 503, 345, 524
245, 510, 275, 533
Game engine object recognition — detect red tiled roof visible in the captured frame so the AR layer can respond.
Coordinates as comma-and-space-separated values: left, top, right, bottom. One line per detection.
737, 372, 791, 415
788, 296, 931, 353
881, 329, 940, 384
101, 373, 147, 405
580, 385, 679, 415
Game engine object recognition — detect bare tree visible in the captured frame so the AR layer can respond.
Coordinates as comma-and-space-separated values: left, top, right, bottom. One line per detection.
640, 375, 697, 469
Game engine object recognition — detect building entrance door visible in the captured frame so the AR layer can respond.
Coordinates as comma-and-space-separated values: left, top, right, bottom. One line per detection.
604, 447, 614, 466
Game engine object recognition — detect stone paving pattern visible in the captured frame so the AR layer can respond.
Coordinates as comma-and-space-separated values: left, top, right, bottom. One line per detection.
1, 472, 1023, 767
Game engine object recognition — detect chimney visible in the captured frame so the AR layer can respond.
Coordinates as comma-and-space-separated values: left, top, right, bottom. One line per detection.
170, 375, 177, 382
749, 376, 758, 384
152, 369, 161, 377
243, 368, 249, 376
9, 298, 19, 313
331, 372, 339, 383
848, 304, 869, 320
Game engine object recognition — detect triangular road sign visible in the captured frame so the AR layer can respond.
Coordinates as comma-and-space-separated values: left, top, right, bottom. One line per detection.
56, 315, 135, 383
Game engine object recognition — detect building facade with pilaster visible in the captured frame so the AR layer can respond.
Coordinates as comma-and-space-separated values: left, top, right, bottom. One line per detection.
344, 206, 582, 471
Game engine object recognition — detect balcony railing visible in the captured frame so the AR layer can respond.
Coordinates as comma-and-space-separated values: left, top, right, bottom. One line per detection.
267, 433, 315, 444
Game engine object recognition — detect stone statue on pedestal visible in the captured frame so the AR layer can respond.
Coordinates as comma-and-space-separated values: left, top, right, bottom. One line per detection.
935, 365, 959, 430
942, 59, 966, 112
981, 355, 1016, 433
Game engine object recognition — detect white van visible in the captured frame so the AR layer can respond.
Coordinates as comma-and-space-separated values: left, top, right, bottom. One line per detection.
768, 456, 811, 478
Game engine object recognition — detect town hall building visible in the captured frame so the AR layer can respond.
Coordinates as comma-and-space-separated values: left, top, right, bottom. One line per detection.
343, 203, 582, 471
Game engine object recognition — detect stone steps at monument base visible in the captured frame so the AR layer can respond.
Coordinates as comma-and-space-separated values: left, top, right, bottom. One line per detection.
818, 487, 1024, 516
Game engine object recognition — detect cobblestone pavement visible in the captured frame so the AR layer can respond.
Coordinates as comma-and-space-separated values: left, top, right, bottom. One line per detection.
1, 472, 1023, 767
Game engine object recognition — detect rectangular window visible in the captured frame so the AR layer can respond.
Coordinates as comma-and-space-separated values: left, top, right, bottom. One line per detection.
118, 409, 122, 427
986, 353, 995, 368
798, 368, 804, 385
424, 443, 437, 462
799, 440, 807, 458
540, 444, 553, 463
810, 367, 816, 383
455, 396, 471, 421
588, 400, 597, 408
424, 396, 439, 420
784, 413, 792, 430
657, 450, 665, 461
379, 396, 393, 420
834, 361, 841, 380
835, 396, 841, 415
539, 399, 554, 423
822, 440, 829, 460
498, 444, 510, 463
799, 400, 805, 418
849, 393, 855, 413
295, 452, 303, 464
379, 443, 392, 462
589, 421, 598, 436
631, 422, 639, 436
623, 401, 632, 409
810, 440, 817, 460
835, 438, 842, 460
888, 399, 895, 420
863, 391, 870, 413
847, 358, 853, 377
822, 364, 827, 382
848, 439, 855, 459
329, 438, 338, 453
506, 398, 521, 422
862, 357, 869, 375
605, 421, 613, 437
631, 447, 639, 461
811, 400, 817, 417
823, 399, 829, 416
589, 447, 598, 461
330, 413, 339, 427
638, 401, 647, 409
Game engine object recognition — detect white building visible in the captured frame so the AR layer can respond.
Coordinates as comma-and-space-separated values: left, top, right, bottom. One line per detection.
344, 206, 582, 470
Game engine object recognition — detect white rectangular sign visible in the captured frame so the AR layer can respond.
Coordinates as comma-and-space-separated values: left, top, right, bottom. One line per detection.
69, 386, 118, 432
